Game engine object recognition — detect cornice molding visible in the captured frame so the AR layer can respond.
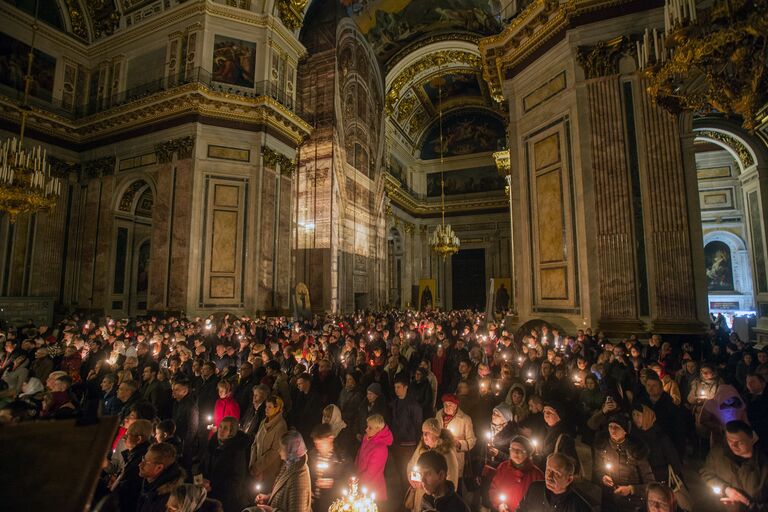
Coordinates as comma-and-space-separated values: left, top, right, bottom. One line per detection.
480, 0, 653, 101
0, 84, 313, 147
383, 173, 506, 217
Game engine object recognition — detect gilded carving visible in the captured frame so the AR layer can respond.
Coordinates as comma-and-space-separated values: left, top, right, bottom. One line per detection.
81, 156, 116, 179
276, 0, 309, 30
695, 130, 755, 169
155, 136, 195, 163
493, 149, 511, 176
63, 0, 89, 40
576, 36, 632, 79
395, 93, 418, 125
261, 146, 296, 176
385, 50, 482, 114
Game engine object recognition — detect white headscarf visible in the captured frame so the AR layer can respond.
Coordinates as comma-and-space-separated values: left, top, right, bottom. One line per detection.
323, 404, 347, 437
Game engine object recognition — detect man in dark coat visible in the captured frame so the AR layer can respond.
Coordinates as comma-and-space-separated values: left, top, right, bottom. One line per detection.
196, 361, 220, 419
171, 378, 200, 471
233, 362, 258, 411
201, 417, 251, 512
287, 372, 324, 441
390, 376, 423, 505
746, 372, 768, 452
643, 374, 685, 458
136, 443, 185, 512
112, 419, 152, 512
240, 383, 268, 438
141, 362, 172, 419
419, 450, 471, 512
700, 420, 768, 509
518, 453, 592, 512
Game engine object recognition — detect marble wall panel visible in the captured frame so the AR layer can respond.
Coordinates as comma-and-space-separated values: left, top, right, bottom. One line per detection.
536, 169, 564, 263
257, 170, 276, 311
168, 160, 193, 311
149, 162, 173, 310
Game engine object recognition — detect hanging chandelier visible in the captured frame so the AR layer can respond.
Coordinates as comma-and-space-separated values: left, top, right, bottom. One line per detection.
328, 477, 378, 512
638, 0, 768, 131
429, 71, 460, 259
0, 1, 61, 223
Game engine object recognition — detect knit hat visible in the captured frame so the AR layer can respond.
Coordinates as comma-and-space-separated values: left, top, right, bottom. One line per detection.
441, 393, 459, 405
543, 401, 566, 420
492, 403, 514, 424
607, 413, 631, 433
509, 435, 534, 455
367, 383, 382, 396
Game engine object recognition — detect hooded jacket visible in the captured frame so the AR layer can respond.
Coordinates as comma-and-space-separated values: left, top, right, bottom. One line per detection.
356, 424, 393, 500
504, 382, 529, 424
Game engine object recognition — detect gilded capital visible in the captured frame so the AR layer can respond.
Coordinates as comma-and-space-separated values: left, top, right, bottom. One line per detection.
155, 136, 195, 163
493, 149, 511, 176
261, 146, 296, 176
576, 36, 632, 79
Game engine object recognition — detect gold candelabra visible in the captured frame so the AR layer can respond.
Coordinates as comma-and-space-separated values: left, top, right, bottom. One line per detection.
639, 0, 768, 131
0, 0, 61, 223
328, 477, 378, 512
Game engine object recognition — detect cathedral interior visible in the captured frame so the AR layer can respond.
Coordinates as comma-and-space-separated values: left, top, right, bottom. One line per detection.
0, 0, 767, 341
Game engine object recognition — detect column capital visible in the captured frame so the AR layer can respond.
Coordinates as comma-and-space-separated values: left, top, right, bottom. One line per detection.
576, 35, 632, 79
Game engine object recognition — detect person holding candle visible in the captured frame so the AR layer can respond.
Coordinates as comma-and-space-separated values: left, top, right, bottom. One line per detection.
308, 423, 346, 512
489, 436, 544, 511
405, 418, 459, 511
249, 396, 288, 491
436, 393, 476, 490
700, 420, 768, 511
417, 450, 471, 512
210, 380, 240, 438
251, 430, 312, 512
596, 414, 655, 512
504, 382, 529, 425
631, 404, 684, 486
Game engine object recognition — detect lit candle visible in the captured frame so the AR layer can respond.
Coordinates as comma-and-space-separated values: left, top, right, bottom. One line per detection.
486, 430, 493, 441
712, 486, 722, 495
531, 438, 539, 448
317, 462, 329, 470
606, 462, 613, 471
255, 483, 261, 492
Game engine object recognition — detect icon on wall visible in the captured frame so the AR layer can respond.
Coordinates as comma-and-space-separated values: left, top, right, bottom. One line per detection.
418, 279, 436, 311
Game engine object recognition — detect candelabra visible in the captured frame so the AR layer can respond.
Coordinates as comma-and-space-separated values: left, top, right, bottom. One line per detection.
639, 0, 768, 131
0, 0, 61, 222
328, 478, 378, 512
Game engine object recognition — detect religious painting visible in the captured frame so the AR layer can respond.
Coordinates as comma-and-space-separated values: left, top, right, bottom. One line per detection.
421, 72, 482, 108
418, 278, 436, 311
343, 0, 501, 63
294, 282, 311, 319
0, 31, 56, 102
389, 157, 406, 182
212, 35, 256, 87
705, 241, 734, 291
426, 166, 505, 197
420, 110, 505, 159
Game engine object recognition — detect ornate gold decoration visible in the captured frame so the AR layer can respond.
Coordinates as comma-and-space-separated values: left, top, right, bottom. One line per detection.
576, 36, 632, 79
643, 0, 768, 131
695, 129, 755, 169
261, 146, 296, 176
276, 0, 308, 30
0, 10, 61, 223
329, 479, 378, 512
63, 0, 89, 40
155, 136, 195, 163
395, 93, 418, 124
387, 33, 481, 68
81, 156, 116, 179
493, 149, 511, 176
118, 179, 149, 212
385, 50, 481, 114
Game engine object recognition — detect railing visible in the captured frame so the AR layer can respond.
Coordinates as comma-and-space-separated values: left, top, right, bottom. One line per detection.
0, 66, 308, 121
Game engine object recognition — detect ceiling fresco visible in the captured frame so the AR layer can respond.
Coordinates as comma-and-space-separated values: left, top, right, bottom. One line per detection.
419, 108, 505, 160
341, 0, 502, 65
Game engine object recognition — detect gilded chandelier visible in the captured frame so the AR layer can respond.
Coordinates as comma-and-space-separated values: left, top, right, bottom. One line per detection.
429, 72, 460, 259
0, 0, 61, 223
639, 0, 768, 131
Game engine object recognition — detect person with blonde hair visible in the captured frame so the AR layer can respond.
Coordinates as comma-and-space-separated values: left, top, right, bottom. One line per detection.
250, 396, 288, 490
356, 413, 393, 503
405, 418, 458, 510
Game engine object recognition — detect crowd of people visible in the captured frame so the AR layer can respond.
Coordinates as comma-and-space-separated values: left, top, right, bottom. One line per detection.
1, 310, 767, 512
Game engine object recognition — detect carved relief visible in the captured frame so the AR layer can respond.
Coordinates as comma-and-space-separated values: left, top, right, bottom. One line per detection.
155, 136, 195, 163
576, 36, 632, 79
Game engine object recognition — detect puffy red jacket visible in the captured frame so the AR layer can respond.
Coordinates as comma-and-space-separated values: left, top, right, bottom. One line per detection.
489, 459, 544, 510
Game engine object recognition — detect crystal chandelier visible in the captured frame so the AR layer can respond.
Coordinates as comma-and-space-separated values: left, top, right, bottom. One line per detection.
0, 1, 61, 223
638, 0, 768, 131
328, 477, 378, 512
429, 72, 460, 259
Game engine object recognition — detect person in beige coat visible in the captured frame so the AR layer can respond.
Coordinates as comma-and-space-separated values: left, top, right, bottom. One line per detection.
250, 396, 288, 490
435, 394, 476, 479
406, 418, 459, 511
250, 430, 312, 512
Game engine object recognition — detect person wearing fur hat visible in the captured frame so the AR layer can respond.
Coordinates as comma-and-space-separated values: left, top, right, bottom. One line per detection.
489, 436, 544, 511
406, 418, 459, 511
436, 393, 477, 482
595, 414, 655, 512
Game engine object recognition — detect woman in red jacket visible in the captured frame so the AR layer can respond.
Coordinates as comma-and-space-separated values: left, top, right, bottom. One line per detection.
355, 413, 393, 503
489, 436, 544, 511
211, 379, 240, 438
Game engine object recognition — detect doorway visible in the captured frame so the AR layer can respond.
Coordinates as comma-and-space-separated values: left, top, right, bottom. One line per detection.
451, 248, 486, 310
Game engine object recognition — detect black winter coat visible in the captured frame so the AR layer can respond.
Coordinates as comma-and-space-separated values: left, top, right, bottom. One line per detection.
113, 442, 149, 512
517, 481, 592, 512
136, 463, 185, 512
201, 431, 251, 512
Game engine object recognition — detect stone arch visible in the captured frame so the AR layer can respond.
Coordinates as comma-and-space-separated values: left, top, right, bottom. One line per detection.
703, 231, 755, 311
114, 176, 156, 217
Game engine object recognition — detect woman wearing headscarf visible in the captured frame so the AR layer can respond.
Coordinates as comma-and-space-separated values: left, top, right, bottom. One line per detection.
253, 430, 312, 512
436, 393, 476, 482
166, 483, 223, 512
405, 418, 458, 511
250, 396, 288, 490
322, 404, 356, 460
595, 414, 655, 512
631, 404, 683, 485
489, 436, 544, 511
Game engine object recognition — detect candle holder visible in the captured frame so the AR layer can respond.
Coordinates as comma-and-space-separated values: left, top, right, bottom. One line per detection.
329, 477, 378, 512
